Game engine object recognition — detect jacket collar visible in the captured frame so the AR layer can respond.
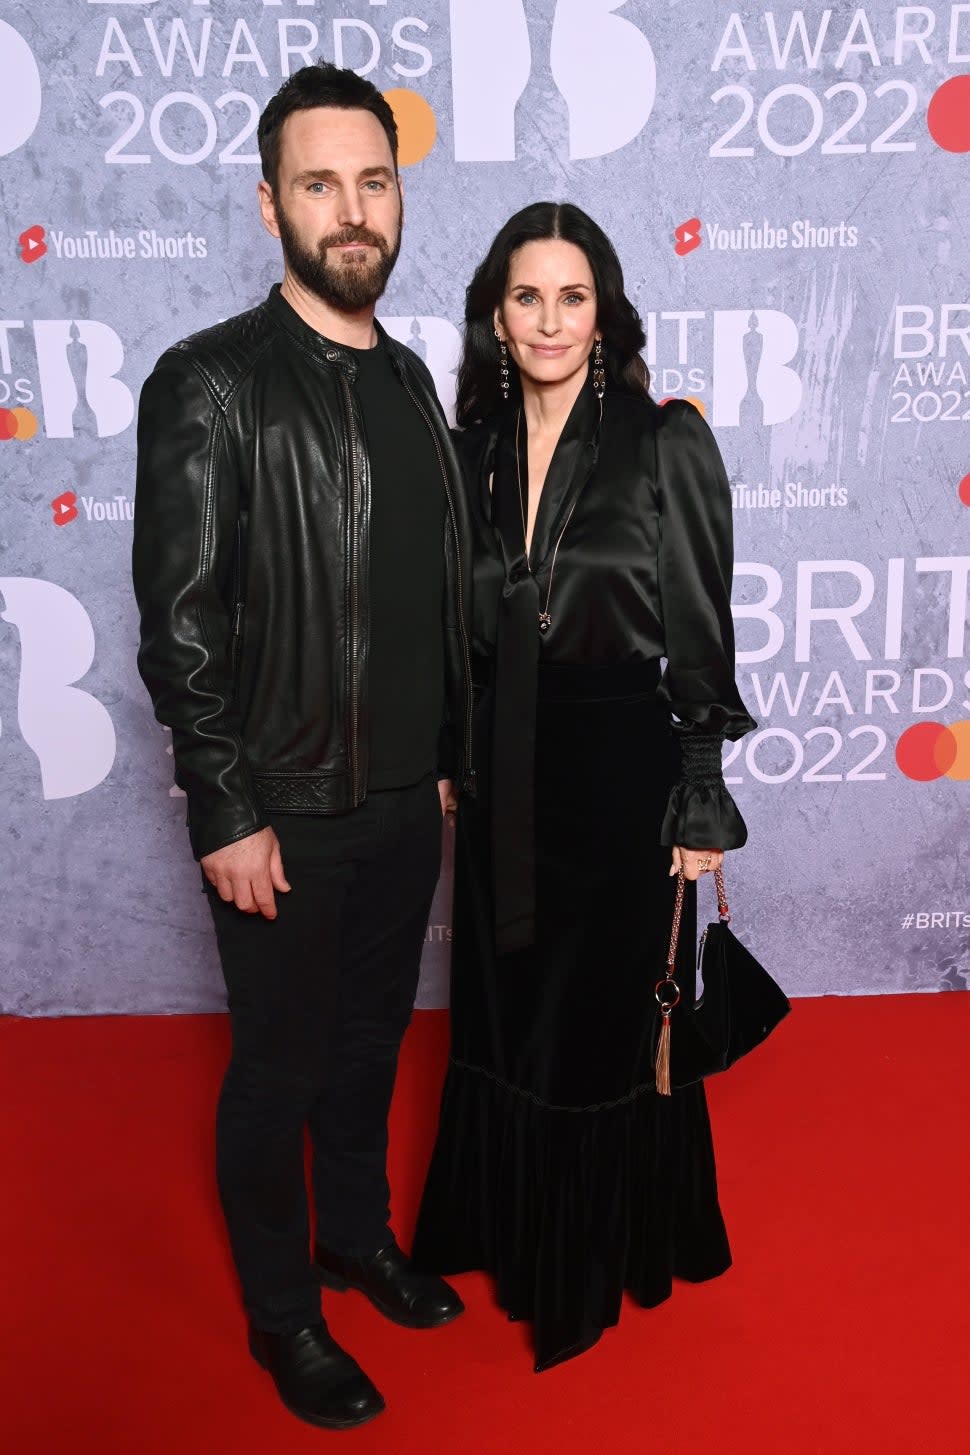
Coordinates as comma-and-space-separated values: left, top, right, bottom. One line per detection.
265, 283, 400, 377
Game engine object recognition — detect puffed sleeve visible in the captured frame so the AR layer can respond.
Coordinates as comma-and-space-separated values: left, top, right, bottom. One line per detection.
655, 400, 756, 849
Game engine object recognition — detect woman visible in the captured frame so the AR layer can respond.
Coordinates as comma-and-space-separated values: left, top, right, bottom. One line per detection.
413, 203, 756, 1370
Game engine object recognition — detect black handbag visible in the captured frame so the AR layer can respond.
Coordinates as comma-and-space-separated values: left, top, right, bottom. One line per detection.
654, 868, 790, 1093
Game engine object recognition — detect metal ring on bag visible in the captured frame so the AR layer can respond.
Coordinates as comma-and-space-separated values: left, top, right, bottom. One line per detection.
655, 976, 681, 1012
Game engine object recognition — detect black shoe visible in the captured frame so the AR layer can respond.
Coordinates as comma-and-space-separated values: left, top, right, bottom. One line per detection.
314, 1241, 465, 1329
248, 1323, 385, 1431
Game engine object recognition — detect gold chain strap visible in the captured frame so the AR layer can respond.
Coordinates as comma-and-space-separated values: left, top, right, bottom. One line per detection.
654, 867, 730, 1095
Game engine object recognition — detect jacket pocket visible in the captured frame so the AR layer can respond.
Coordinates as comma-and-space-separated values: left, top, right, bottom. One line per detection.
229, 516, 246, 681
229, 600, 245, 680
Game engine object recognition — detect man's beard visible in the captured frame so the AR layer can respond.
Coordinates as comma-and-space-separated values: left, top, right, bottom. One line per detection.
276, 201, 401, 313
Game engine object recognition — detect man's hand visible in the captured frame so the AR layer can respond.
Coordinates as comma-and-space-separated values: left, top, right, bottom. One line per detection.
201, 827, 291, 919
438, 778, 458, 816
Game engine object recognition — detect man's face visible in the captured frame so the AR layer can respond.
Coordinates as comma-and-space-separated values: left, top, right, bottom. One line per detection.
259, 106, 403, 313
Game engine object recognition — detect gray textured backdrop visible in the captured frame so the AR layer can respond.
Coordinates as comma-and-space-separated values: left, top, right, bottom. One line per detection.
1, 0, 968, 1014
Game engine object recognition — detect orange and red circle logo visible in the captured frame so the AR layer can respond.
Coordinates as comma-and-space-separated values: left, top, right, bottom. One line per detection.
0, 406, 37, 440
658, 395, 707, 418
927, 75, 970, 154
896, 722, 970, 781
383, 89, 436, 167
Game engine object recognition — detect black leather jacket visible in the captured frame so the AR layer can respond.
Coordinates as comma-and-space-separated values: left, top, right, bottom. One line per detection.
133, 285, 473, 861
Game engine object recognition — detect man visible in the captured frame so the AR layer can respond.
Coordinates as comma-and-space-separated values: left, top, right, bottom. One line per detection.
133, 64, 473, 1432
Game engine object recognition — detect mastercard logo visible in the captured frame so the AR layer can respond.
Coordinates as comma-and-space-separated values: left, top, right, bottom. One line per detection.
895, 721, 970, 782
659, 395, 707, 419
383, 89, 436, 167
0, 406, 38, 440
927, 75, 970, 155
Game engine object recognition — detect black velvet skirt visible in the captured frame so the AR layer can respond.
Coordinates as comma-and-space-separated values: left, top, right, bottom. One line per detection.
413, 661, 731, 1370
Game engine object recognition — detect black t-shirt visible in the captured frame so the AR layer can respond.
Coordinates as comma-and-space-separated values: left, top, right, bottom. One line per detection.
348, 335, 445, 790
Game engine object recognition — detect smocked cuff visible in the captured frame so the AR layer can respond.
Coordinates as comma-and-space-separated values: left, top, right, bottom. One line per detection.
678, 734, 725, 786
661, 736, 748, 849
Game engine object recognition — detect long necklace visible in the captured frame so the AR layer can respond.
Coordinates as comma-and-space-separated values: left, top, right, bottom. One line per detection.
514, 404, 599, 635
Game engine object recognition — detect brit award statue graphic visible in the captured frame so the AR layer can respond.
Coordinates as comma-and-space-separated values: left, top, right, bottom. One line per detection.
738, 312, 768, 432
65, 322, 101, 438
449, 0, 656, 162
712, 309, 802, 428
407, 318, 428, 361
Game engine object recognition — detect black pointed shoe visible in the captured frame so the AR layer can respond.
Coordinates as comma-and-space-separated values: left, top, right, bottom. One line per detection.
248, 1323, 385, 1430
314, 1241, 465, 1329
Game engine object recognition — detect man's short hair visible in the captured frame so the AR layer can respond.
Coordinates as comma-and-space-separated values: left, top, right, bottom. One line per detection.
258, 63, 400, 192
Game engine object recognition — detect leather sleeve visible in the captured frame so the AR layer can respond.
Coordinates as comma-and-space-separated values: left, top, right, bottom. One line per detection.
656, 400, 756, 850
398, 346, 474, 791
132, 350, 265, 859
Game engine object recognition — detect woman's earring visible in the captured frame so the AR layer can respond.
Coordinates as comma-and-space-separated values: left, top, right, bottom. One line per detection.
592, 338, 606, 400
496, 331, 510, 402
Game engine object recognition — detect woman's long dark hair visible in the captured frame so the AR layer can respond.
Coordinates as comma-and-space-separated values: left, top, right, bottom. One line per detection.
455, 202, 650, 427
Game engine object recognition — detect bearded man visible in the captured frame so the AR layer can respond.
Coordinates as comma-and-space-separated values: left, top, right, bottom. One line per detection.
133, 63, 472, 1432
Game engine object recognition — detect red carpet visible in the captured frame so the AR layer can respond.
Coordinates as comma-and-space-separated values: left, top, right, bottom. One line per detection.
2, 995, 968, 1454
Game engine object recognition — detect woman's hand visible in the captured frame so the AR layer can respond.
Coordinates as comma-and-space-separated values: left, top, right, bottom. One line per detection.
669, 846, 724, 881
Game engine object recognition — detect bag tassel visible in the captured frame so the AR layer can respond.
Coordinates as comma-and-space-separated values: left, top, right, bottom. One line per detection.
655, 1009, 672, 1096
655, 871, 685, 1097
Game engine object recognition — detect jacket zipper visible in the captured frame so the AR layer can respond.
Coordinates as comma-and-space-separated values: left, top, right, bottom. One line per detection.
230, 601, 245, 676
230, 518, 244, 678
396, 370, 474, 789
338, 372, 365, 804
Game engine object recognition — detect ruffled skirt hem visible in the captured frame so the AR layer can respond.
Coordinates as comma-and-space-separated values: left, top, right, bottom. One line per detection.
412, 1059, 732, 1370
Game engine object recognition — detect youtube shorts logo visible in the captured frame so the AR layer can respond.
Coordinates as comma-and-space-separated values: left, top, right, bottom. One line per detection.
51, 490, 78, 526
19, 224, 47, 263
674, 218, 702, 257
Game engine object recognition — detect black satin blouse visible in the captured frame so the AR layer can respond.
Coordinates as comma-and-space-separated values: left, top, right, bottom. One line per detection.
455, 386, 756, 856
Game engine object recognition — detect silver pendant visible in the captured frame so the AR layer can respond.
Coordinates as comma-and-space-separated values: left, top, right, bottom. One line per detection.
538, 613, 551, 634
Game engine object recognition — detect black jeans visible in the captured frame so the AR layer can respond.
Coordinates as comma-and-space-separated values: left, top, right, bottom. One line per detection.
207, 777, 442, 1334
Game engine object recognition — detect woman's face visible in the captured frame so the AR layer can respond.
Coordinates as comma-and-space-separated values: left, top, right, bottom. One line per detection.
495, 238, 600, 393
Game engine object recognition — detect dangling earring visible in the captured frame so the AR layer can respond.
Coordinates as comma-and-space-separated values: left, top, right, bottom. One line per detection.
592, 338, 606, 400
496, 330, 510, 402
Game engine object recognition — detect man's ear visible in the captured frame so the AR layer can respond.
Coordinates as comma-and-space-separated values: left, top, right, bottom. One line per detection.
257, 180, 281, 240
